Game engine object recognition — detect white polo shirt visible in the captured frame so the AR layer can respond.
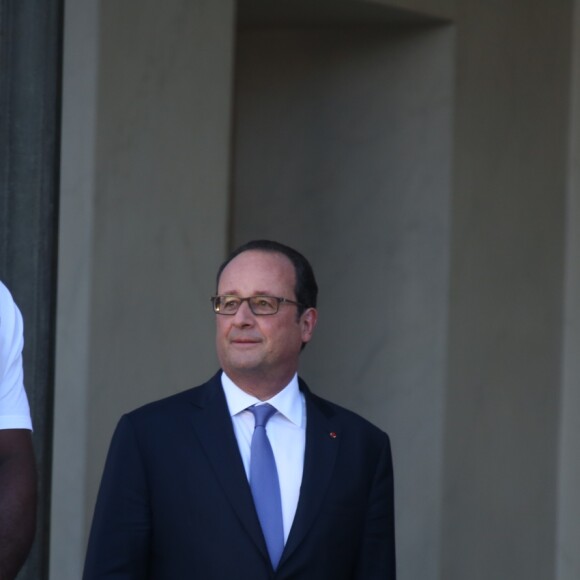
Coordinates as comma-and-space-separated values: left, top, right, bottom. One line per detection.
0, 281, 32, 430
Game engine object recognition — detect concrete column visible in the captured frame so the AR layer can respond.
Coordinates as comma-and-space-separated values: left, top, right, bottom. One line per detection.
556, 2, 580, 579
52, 1, 235, 578
50, 0, 98, 576
442, 2, 572, 579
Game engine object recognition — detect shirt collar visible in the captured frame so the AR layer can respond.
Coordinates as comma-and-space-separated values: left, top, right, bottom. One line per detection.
221, 371, 304, 427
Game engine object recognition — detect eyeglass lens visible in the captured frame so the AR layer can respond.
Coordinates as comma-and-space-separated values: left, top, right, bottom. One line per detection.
214, 296, 279, 315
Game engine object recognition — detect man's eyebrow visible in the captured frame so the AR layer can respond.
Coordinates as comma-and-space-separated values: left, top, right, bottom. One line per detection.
218, 290, 273, 296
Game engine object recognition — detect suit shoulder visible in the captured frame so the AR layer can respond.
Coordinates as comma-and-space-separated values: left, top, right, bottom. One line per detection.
308, 391, 391, 441
123, 372, 220, 423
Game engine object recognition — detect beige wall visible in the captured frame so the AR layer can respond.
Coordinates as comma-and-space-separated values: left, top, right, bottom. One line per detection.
52, 0, 580, 579
51, 0, 99, 575
232, 23, 453, 580
442, 2, 572, 579
51, 1, 235, 578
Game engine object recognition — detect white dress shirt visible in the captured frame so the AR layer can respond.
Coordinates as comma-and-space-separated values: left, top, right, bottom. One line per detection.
221, 371, 306, 543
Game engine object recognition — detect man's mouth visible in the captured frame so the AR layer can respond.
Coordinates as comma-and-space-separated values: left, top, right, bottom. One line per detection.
230, 337, 261, 345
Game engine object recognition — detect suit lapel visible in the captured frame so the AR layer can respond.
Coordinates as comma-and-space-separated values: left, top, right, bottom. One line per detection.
280, 381, 340, 566
186, 373, 269, 563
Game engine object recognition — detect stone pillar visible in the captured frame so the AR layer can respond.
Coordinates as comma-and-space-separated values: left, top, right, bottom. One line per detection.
52, 1, 235, 578
556, 2, 580, 578
442, 2, 571, 580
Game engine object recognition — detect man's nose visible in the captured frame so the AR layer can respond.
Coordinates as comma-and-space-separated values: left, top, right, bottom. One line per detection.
232, 300, 255, 324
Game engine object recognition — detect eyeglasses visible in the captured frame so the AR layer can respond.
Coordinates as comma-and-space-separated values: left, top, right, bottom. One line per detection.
211, 295, 303, 316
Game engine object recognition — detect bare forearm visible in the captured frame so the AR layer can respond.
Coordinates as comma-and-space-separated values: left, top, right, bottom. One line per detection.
0, 430, 37, 580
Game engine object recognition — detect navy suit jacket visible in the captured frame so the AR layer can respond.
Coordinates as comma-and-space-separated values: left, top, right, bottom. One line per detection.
83, 372, 396, 579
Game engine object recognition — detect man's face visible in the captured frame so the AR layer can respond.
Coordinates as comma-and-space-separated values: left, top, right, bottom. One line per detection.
215, 250, 317, 386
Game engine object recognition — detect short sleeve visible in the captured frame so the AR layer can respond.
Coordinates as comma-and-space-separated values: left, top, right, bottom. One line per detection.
0, 282, 32, 430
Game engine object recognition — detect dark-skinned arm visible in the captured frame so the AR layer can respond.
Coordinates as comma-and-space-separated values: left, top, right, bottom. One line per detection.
0, 429, 37, 580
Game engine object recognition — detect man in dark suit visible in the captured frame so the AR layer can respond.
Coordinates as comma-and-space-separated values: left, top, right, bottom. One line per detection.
83, 240, 396, 579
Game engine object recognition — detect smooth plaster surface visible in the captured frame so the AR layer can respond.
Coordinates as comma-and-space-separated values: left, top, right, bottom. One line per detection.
52, 1, 235, 578
232, 25, 453, 580
86, 0, 234, 526
51, 0, 98, 575
442, 2, 571, 579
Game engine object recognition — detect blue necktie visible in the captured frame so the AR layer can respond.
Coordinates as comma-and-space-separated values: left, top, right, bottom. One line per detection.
249, 404, 284, 569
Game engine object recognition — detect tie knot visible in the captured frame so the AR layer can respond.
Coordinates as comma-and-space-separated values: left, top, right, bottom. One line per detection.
250, 403, 277, 428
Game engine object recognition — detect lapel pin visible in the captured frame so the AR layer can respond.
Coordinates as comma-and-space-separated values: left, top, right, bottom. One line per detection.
329, 432, 337, 439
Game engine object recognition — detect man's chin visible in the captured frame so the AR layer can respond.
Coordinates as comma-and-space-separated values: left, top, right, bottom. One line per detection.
224, 354, 263, 373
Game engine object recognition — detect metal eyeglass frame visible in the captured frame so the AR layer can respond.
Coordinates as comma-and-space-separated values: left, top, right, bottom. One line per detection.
210, 295, 304, 316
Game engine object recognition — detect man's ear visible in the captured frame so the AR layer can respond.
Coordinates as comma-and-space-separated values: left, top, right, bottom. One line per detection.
299, 308, 318, 344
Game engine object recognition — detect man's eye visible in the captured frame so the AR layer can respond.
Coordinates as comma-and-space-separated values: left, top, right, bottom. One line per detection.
223, 298, 239, 309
